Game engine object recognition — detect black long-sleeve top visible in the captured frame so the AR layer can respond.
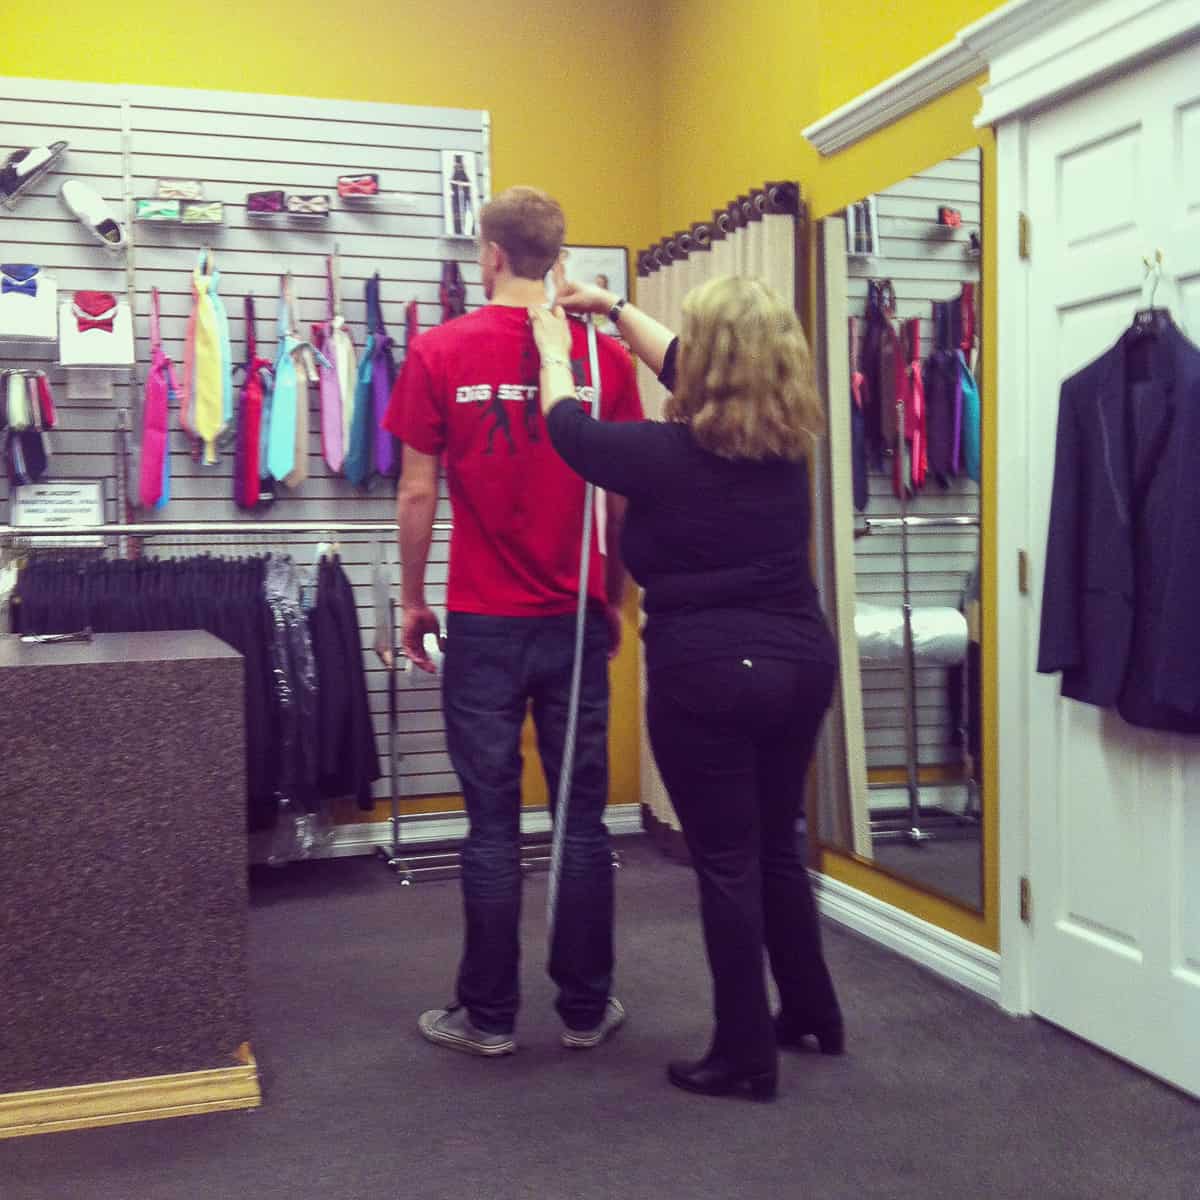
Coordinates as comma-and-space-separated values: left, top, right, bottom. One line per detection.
545, 339, 836, 673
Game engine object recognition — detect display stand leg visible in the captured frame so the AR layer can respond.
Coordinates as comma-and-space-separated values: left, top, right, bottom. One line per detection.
376, 599, 414, 884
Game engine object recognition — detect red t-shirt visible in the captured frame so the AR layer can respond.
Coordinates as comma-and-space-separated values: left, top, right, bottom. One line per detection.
384, 304, 644, 617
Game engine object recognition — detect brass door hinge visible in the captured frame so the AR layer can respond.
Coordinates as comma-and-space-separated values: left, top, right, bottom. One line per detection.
1018, 549, 1030, 595
1020, 876, 1033, 924
1018, 212, 1031, 261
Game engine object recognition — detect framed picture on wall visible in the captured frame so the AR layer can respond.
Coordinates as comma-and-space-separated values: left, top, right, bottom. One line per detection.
845, 195, 879, 257
547, 244, 629, 335
441, 150, 480, 240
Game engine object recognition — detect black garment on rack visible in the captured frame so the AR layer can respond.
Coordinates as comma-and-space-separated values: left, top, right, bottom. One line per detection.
10, 554, 379, 822
1037, 317, 1200, 731
925, 300, 958, 485
860, 280, 899, 471
308, 555, 380, 808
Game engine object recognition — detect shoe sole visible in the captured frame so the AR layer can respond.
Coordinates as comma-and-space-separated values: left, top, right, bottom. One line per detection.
561, 1001, 626, 1049
419, 1017, 515, 1058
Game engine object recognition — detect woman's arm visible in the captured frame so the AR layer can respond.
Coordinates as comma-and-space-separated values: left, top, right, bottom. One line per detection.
529, 304, 666, 497
553, 278, 676, 378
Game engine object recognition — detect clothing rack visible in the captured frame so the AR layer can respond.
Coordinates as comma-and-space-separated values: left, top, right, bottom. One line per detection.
0, 515, 579, 884
855, 408, 981, 846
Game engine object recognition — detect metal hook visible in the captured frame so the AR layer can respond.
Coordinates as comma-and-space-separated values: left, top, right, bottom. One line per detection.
1142, 250, 1164, 308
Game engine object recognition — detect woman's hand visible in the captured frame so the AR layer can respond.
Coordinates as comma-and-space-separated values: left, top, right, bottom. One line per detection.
529, 304, 573, 362
554, 277, 618, 316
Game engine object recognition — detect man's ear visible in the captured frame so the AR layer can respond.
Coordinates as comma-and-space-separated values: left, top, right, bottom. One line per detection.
485, 241, 506, 275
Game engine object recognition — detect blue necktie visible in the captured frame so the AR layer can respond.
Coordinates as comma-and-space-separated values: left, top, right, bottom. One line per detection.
2, 265, 39, 296
2, 277, 37, 297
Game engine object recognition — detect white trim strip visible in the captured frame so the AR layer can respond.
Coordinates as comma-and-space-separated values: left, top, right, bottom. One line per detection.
812, 871, 1002, 1005
302, 803, 645, 861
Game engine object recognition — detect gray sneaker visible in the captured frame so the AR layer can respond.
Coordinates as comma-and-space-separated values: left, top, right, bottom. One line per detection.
561, 997, 627, 1050
418, 1006, 515, 1057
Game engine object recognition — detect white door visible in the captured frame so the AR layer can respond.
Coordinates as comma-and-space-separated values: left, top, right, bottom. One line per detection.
1025, 42, 1200, 1096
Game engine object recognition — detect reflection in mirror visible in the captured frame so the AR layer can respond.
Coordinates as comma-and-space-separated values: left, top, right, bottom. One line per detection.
818, 148, 984, 912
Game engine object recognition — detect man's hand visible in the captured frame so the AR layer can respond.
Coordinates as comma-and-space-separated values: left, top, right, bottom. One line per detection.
604, 603, 623, 661
403, 604, 443, 674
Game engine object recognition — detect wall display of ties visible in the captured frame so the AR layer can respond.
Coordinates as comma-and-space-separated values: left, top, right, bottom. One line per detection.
0, 263, 59, 342
59, 290, 136, 368
2, 369, 57, 485
179, 248, 234, 465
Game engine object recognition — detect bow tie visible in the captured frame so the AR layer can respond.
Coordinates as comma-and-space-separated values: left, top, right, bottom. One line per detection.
288, 194, 330, 216
2, 264, 39, 297
73, 291, 118, 333
338, 174, 379, 197
247, 190, 285, 214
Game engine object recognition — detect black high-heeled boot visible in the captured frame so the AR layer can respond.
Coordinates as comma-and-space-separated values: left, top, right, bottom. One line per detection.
774, 1012, 845, 1056
666, 1056, 778, 1101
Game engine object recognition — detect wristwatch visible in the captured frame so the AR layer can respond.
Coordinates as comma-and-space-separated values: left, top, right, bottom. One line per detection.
608, 297, 627, 326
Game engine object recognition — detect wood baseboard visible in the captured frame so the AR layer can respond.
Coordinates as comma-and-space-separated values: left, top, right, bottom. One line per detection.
0, 1044, 261, 1140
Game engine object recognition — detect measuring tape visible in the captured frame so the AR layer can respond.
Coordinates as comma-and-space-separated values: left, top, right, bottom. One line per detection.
546, 315, 602, 946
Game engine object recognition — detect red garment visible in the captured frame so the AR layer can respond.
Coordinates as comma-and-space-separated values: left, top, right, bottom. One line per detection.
384, 305, 643, 616
36, 374, 56, 427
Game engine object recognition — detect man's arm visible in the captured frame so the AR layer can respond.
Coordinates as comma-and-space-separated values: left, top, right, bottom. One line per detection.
397, 445, 442, 672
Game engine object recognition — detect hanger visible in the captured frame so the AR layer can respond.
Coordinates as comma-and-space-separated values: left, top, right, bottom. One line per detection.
1130, 250, 1171, 340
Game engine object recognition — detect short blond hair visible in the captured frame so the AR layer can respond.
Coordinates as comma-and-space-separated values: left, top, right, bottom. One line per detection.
665, 276, 823, 461
479, 186, 565, 280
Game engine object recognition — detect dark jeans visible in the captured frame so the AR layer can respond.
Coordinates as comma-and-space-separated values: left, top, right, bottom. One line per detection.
443, 611, 614, 1035
647, 654, 840, 1070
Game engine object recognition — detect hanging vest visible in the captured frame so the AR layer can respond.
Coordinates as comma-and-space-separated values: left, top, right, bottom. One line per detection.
186, 251, 229, 465
368, 274, 400, 478
234, 295, 273, 511
139, 287, 180, 510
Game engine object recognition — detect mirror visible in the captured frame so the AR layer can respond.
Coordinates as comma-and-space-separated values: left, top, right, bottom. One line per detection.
814, 148, 984, 911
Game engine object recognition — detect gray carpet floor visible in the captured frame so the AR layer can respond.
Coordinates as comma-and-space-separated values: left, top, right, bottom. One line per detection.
872, 835, 983, 910
3, 838, 1198, 1200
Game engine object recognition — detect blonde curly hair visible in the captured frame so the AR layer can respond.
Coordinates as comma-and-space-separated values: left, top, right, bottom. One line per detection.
664, 276, 824, 461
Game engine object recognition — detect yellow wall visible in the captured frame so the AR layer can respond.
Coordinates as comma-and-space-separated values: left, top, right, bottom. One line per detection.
653, 0, 1008, 951
7, 0, 659, 817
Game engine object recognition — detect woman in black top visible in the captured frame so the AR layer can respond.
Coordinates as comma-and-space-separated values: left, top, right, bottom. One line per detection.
530, 274, 843, 1101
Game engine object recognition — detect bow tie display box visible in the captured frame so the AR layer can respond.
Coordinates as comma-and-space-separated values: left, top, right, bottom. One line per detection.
0, 631, 260, 1138
0, 271, 59, 343
58, 297, 136, 367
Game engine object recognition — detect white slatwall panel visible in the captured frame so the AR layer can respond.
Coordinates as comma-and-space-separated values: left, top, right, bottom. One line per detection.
0, 75, 488, 802
846, 149, 981, 771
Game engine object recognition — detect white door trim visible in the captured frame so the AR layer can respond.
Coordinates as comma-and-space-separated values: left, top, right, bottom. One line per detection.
994, 117, 1035, 1015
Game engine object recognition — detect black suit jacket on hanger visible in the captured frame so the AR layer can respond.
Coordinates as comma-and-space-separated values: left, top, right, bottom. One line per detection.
1037, 320, 1200, 732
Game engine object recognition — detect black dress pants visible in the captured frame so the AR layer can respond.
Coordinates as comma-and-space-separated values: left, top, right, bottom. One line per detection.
646, 654, 840, 1071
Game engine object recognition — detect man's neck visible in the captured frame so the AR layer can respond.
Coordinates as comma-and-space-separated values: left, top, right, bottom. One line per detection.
489, 276, 548, 309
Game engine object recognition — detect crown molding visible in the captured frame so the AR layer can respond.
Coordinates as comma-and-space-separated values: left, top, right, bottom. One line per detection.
802, 38, 985, 156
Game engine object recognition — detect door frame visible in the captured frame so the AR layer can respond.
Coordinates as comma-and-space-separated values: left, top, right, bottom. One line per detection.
984, 1, 1200, 1015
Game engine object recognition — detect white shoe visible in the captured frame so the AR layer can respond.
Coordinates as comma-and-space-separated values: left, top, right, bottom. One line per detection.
60, 179, 126, 253
561, 997, 627, 1049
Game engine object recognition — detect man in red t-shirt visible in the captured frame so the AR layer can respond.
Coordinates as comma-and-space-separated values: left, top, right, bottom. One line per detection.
384, 186, 643, 1057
